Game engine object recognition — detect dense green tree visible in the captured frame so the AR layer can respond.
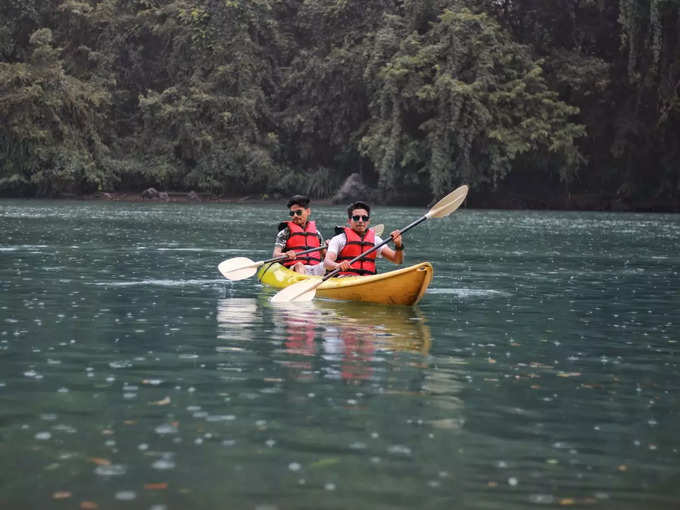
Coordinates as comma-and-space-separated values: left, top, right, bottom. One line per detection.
0, 0, 676, 208
477, 0, 680, 205
613, 0, 679, 201
276, 0, 398, 195
361, 7, 585, 198
0, 26, 111, 195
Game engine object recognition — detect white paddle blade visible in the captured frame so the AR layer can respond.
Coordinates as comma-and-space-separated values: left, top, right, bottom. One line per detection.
218, 257, 259, 281
270, 278, 321, 303
427, 185, 468, 218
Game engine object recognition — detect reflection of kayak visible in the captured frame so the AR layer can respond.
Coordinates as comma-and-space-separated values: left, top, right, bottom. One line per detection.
256, 262, 433, 305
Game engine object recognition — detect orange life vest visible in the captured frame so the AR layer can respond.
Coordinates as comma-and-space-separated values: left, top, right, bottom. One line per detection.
282, 220, 322, 267
336, 227, 377, 276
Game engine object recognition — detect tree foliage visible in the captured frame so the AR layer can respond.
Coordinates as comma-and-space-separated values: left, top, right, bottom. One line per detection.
477, 0, 680, 203
0, 0, 677, 207
0, 27, 111, 195
361, 7, 585, 197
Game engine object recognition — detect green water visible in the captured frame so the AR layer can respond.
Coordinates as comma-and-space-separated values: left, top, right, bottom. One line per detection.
1, 200, 679, 509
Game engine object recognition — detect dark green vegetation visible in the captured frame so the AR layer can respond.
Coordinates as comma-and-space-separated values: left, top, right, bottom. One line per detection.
1, 0, 678, 210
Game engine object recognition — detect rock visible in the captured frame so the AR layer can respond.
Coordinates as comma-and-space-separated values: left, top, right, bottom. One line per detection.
158, 191, 169, 201
102, 192, 113, 200
142, 187, 159, 199
187, 191, 201, 201
331, 173, 375, 204
610, 198, 630, 212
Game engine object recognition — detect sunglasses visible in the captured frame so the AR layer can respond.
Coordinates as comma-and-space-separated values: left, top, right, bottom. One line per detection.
289, 209, 304, 217
351, 215, 370, 222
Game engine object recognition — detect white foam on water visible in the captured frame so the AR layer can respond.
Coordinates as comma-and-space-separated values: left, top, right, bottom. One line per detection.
427, 288, 509, 297
0, 245, 49, 251
155, 247, 251, 253
115, 491, 136, 500
93, 279, 225, 287
152, 458, 176, 470
94, 464, 126, 476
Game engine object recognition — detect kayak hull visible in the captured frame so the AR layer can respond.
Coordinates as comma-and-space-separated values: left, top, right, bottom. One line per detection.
257, 262, 433, 306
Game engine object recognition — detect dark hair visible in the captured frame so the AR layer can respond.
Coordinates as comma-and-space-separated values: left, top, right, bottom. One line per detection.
347, 201, 371, 218
286, 195, 310, 208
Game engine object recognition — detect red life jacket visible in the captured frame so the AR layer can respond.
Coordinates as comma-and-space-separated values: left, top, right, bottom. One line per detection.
282, 220, 322, 267
336, 227, 377, 276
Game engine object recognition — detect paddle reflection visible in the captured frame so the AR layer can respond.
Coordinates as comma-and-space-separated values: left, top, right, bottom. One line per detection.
271, 300, 431, 382
216, 298, 259, 341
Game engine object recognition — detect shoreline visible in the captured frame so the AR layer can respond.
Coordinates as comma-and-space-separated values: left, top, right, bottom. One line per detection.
2, 191, 678, 213
21, 191, 336, 206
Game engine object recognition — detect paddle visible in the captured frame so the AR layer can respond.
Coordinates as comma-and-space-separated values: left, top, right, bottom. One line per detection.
218, 224, 384, 281
270, 184, 468, 303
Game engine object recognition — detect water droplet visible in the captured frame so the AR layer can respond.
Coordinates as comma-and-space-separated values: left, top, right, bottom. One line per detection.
152, 458, 175, 470
154, 424, 178, 435
529, 494, 554, 504
387, 445, 411, 456
115, 491, 136, 500
95, 464, 126, 476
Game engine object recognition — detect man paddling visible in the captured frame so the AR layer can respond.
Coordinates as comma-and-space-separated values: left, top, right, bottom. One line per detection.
273, 195, 326, 275
324, 201, 403, 275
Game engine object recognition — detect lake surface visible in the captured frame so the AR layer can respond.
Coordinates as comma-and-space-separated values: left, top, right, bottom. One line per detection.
1, 199, 678, 509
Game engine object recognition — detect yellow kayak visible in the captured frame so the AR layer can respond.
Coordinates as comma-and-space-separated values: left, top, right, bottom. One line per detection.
256, 262, 433, 305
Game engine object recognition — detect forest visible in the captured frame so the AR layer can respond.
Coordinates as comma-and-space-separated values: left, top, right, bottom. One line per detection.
0, 0, 678, 210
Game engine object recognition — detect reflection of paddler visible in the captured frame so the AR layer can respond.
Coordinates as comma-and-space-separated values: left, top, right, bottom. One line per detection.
271, 305, 322, 380
283, 310, 316, 357
337, 323, 376, 381
272, 300, 432, 382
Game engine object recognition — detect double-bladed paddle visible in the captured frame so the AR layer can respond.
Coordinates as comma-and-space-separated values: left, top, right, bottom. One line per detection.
270, 185, 468, 303
218, 224, 384, 281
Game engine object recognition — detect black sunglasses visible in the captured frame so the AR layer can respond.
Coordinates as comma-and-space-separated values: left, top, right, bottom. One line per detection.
289, 209, 304, 217
351, 215, 369, 222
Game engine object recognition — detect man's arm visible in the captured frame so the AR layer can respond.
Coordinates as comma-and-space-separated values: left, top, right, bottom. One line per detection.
324, 235, 351, 271
380, 230, 404, 264
273, 228, 296, 259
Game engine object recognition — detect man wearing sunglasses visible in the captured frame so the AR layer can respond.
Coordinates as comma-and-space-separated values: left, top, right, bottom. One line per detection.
273, 195, 326, 275
324, 201, 403, 276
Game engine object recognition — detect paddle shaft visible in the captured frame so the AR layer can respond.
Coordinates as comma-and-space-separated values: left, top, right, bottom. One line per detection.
322, 216, 427, 282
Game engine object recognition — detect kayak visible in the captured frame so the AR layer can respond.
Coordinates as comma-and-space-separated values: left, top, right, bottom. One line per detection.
256, 262, 433, 305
